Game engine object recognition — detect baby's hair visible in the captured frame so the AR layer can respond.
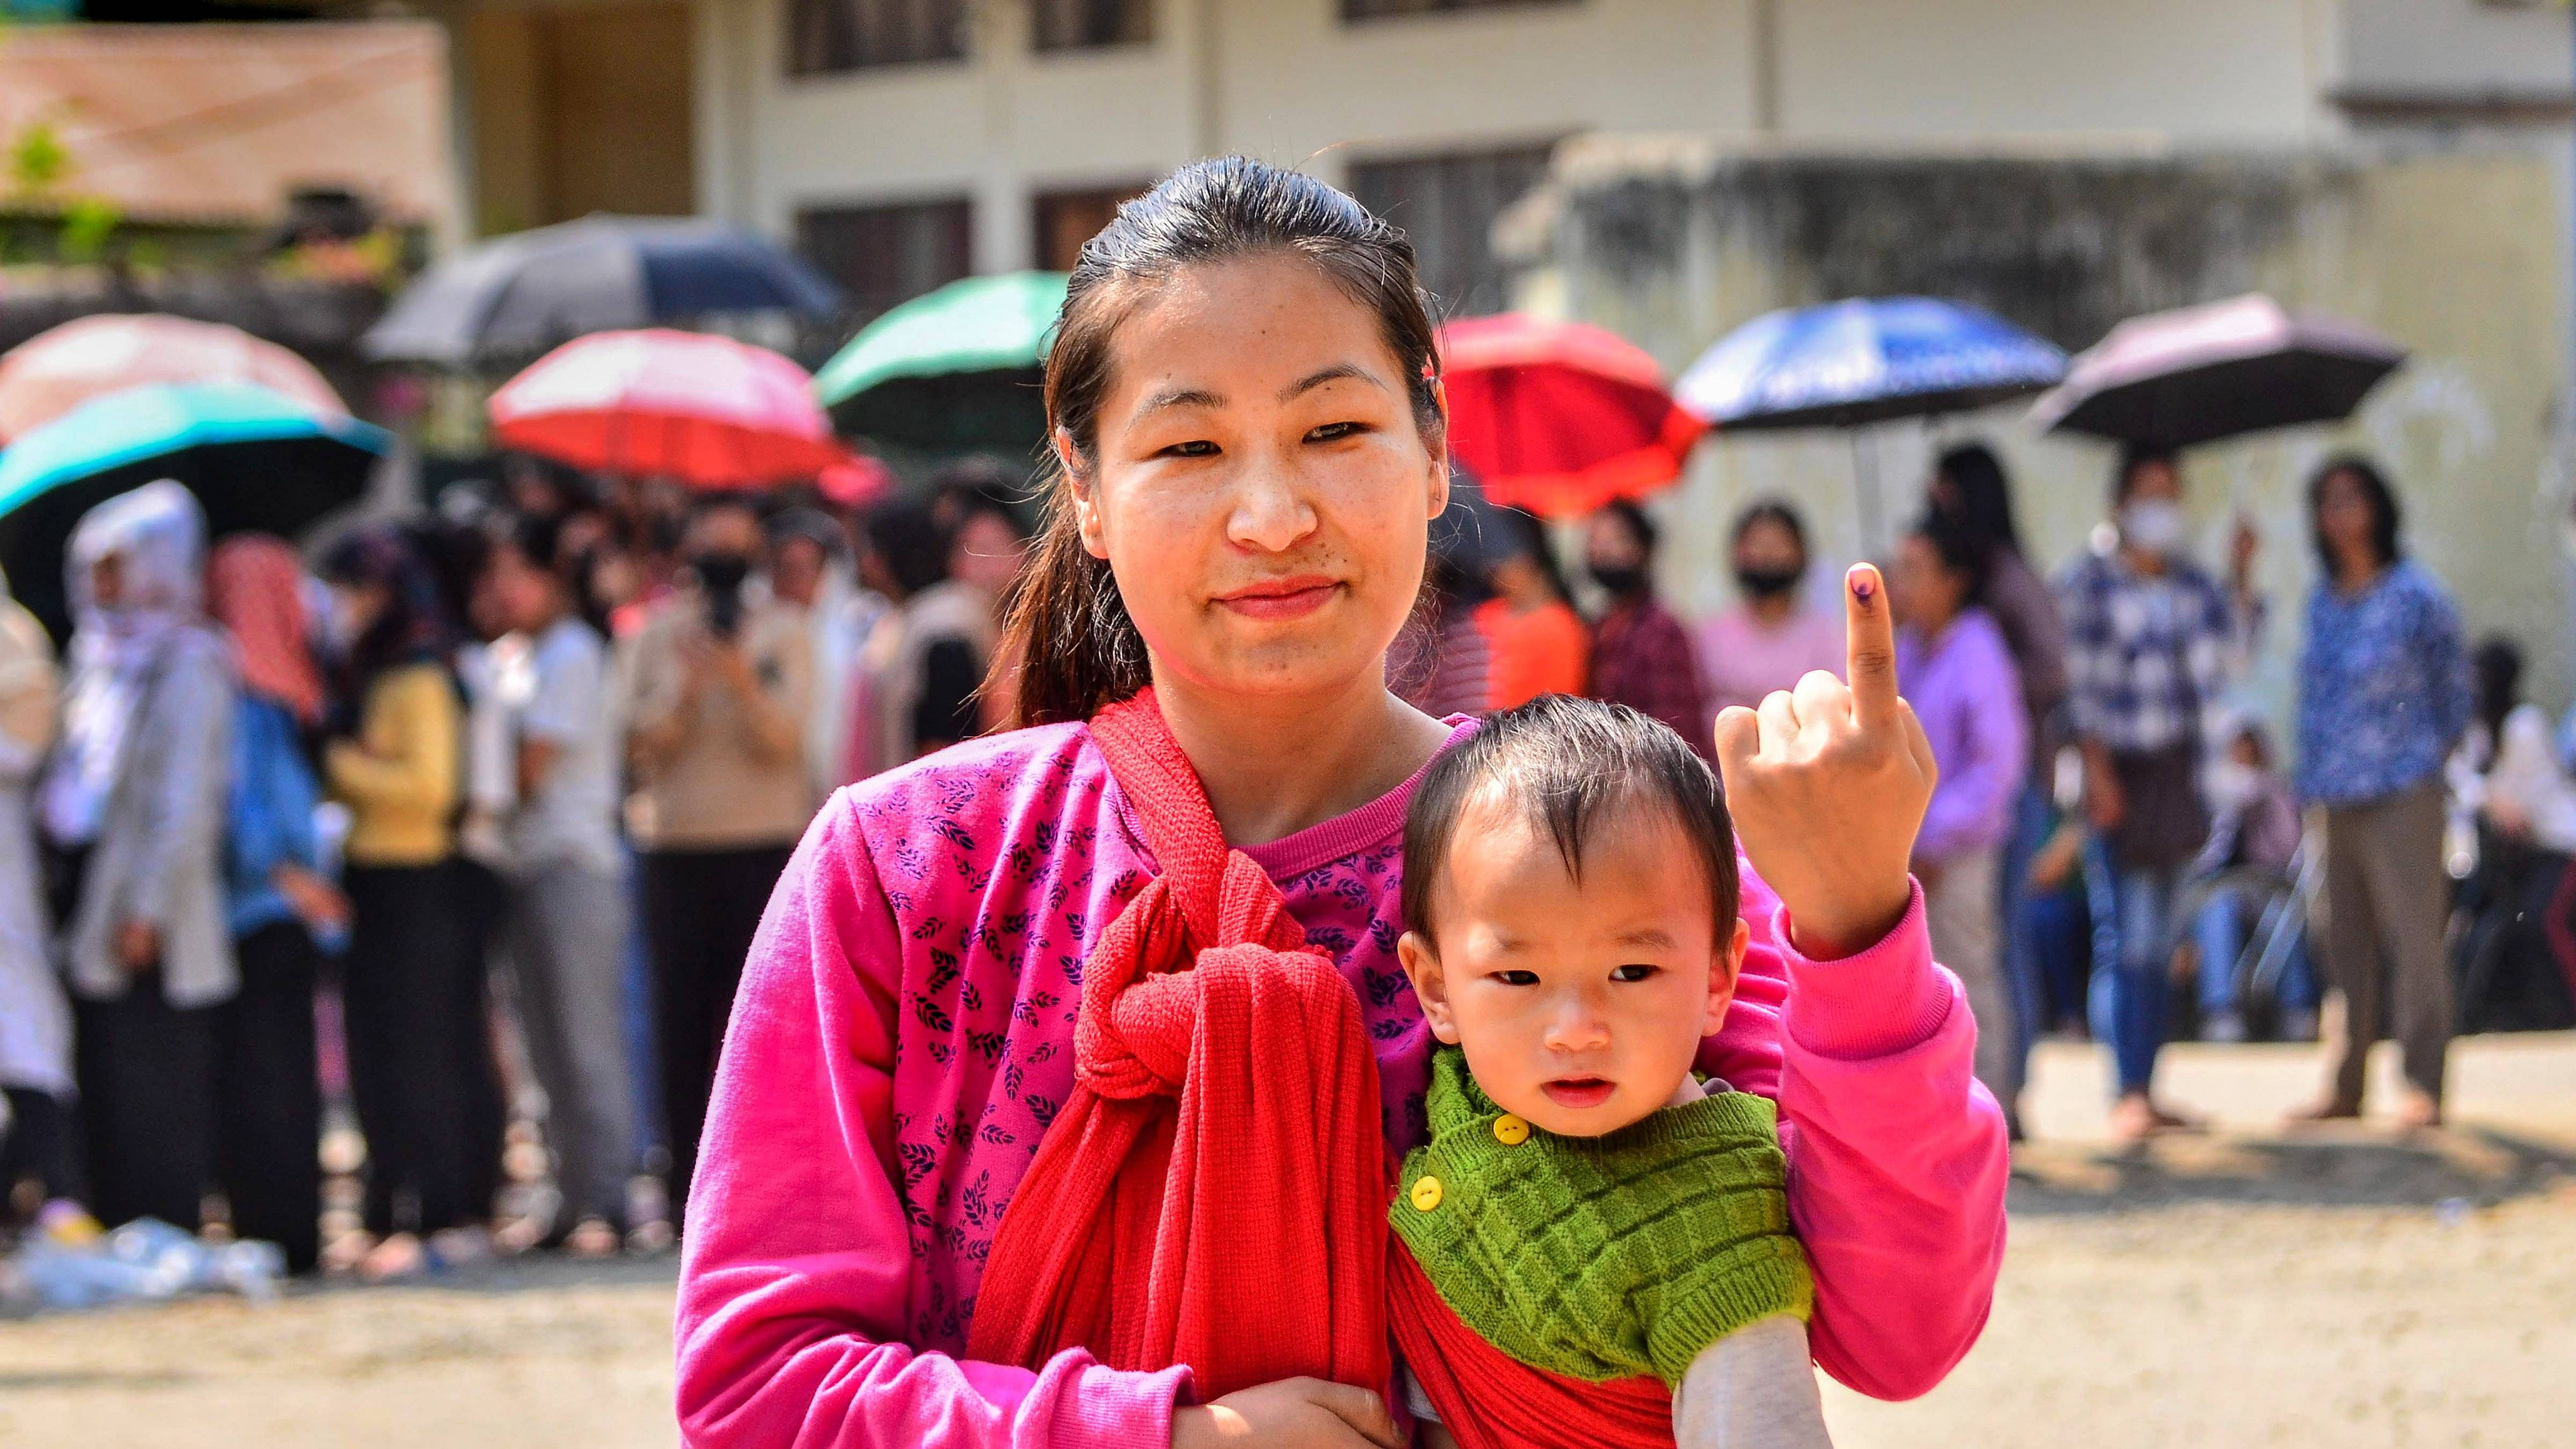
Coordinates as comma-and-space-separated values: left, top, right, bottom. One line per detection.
1402, 695, 1740, 946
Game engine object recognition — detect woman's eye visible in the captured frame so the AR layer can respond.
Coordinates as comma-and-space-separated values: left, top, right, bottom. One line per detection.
1609, 964, 1659, 984
1491, 969, 1540, 986
1306, 421, 1365, 443
1159, 439, 1219, 459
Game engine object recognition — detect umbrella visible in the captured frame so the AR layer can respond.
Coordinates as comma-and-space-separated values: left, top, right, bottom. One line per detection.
0, 314, 346, 444
815, 272, 1068, 452
0, 382, 390, 635
1678, 297, 2066, 544
363, 216, 844, 369
488, 329, 843, 489
2028, 294, 2407, 448
1436, 313, 1704, 518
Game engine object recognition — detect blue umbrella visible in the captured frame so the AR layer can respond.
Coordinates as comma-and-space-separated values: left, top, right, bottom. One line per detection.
1677, 297, 2067, 431
363, 216, 845, 369
0, 382, 389, 635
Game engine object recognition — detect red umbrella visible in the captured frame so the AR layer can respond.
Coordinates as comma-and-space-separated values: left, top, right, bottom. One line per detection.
487, 328, 842, 488
1437, 314, 1705, 518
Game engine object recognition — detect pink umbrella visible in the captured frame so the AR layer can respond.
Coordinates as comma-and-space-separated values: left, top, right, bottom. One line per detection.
2028, 294, 2406, 448
487, 328, 843, 488
0, 313, 346, 444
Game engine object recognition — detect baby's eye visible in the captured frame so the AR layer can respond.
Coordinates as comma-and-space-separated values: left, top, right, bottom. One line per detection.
1490, 969, 1541, 986
1609, 964, 1660, 984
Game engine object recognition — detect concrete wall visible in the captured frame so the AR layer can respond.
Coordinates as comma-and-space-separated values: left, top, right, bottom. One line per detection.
1503, 137, 2572, 729
687, 0, 2340, 268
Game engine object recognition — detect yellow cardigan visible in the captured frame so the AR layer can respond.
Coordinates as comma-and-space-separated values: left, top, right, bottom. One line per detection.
326, 662, 459, 868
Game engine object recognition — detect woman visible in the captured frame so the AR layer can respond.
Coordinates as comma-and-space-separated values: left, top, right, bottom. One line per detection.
675, 158, 2005, 1445
1697, 499, 1843, 715
0, 566, 70, 1216
320, 527, 499, 1277
1584, 498, 1711, 757
43, 482, 235, 1234
2292, 456, 2471, 1128
1891, 515, 2027, 1124
204, 536, 343, 1274
1475, 507, 1587, 709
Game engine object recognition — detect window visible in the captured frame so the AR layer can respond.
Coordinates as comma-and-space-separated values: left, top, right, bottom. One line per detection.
1346, 145, 1553, 315
786, 0, 968, 75
797, 199, 974, 320
1032, 182, 1150, 271
1341, 0, 1575, 19
1033, 0, 1153, 51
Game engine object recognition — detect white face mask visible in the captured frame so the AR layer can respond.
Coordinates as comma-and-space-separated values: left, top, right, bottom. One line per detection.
2120, 500, 2187, 557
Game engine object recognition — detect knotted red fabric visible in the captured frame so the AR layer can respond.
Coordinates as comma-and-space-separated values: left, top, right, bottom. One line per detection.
967, 689, 1393, 1403
1388, 1240, 1675, 1449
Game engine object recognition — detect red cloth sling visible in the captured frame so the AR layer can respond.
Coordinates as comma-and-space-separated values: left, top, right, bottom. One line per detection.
1388, 1239, 1676, 1449
967, 689, 1393, 1402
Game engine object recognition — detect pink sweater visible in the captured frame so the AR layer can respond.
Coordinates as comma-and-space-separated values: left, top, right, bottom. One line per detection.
675, 721, 2008, 1447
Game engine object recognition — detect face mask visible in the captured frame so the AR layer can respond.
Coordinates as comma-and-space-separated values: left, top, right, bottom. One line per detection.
1589, 562, 1649, 597
690, 552, 751, 593
2208, 759, 2262, 810
2120, 500, 2187, 556
1735, 564, 1801, 600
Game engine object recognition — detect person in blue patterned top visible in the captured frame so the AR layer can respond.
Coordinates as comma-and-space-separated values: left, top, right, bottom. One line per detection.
2292, 456, 2471, 1128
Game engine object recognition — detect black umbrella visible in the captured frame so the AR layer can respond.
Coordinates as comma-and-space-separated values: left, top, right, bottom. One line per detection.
2028, 295, 2407, 449
363, 216, 843, 369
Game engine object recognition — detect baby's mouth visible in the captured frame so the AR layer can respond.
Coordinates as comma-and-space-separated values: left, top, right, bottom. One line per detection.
1540, 1077, 1617, 1110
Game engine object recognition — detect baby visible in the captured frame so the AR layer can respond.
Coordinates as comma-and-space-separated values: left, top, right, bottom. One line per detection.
1390, 694, 1830, 1449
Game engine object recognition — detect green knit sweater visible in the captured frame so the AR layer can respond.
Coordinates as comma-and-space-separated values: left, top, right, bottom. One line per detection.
1390, 1048, 1813, 1389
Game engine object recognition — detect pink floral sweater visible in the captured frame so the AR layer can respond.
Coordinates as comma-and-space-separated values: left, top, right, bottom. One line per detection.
675, 721, 2009, 1447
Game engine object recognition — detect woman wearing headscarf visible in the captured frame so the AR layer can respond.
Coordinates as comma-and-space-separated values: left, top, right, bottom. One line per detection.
41, 481, 236, 1233
0, 565, 70, 1214
319, 525, 499, 1277
207, 535, 344, 1274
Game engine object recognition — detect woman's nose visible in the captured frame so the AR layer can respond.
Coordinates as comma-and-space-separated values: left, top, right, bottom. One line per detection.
1224, 456, 1318, 554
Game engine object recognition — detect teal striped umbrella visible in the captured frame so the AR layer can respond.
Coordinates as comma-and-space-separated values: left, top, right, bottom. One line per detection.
815, 272, 1068, 452
0, 382, 389, 634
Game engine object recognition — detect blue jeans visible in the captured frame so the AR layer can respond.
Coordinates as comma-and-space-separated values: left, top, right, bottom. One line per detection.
2085, 841, 2182, 1095
2193, 880, 2318, 1018
1996, 782, 2056, 1096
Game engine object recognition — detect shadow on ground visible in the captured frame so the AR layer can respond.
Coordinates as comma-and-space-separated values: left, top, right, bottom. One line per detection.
2009, 1124, 2576, 1214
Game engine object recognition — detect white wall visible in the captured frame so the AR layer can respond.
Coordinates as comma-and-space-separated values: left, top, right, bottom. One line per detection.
692, 0, 2352, 264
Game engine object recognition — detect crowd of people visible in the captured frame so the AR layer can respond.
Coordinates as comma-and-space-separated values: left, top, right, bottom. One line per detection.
0, 392, 2563, 1272
0, 458, 1030, 1275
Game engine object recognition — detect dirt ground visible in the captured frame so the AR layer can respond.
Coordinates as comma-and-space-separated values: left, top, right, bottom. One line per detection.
4, 1035, 2571, 1449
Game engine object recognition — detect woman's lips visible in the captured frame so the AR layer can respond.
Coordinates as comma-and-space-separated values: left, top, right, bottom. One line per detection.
1541, 1077, 1617, 1110
1213, 577, 1339, 621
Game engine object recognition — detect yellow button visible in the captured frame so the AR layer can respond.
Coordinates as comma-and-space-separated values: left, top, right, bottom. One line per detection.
1409, 1175, 1444, 1212
1492, 1114, 1531, 1146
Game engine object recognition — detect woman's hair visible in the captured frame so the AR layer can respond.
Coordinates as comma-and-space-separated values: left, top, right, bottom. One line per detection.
1730, 497, 1809, 560
1907, 510, 1992, 609
1594, 497, 1658, 557
1401, 694, 1740, 948
2113, 443, 2179, 503
2473, 634, 2523, 749
1934, 441, 2024, 557
319, 524, 457, 705
863, 498, 950, 598
1487, 506, 1572, 603
2307, 453, 2402, 573
997, 156, 1444, 727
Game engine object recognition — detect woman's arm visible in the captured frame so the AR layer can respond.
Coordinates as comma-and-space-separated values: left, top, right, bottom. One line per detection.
1696, 866, 2010, 1401
1916, 633, 2028, 863
675, 796, 1189, 1448
325, 669, 458, 818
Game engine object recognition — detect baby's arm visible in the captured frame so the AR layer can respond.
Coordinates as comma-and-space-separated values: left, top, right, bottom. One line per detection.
1670, 1316, 1833, 1449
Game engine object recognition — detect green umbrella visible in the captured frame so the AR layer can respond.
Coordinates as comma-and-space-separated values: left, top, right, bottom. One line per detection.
815, 272, 1069, 453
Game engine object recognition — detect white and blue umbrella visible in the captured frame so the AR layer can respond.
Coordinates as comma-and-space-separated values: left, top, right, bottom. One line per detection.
1677, 297, 2067, 432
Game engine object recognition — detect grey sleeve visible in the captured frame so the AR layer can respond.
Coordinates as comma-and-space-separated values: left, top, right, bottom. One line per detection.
126, 642, 235, 928
1668, 1316, 1835, 1449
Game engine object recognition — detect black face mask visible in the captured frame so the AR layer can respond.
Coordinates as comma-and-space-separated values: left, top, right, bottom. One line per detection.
690, 552, 751, 593
1735, 564, 1802, 600
1588, 562, 1650, 597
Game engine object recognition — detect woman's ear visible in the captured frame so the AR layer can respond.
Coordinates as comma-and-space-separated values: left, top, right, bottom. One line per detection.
1703, 917, 1751, 1038
1396, 930, 1460, 1044
1059, 428, 1109, 561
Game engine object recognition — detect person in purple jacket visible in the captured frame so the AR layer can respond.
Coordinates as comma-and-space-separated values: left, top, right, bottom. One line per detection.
1893, 514, 2028, 1126
673, 157, 2007, 1449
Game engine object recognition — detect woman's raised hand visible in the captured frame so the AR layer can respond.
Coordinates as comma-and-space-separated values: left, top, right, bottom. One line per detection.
1171, 1378, 1404, 1449
1713, 564, 1936, 959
